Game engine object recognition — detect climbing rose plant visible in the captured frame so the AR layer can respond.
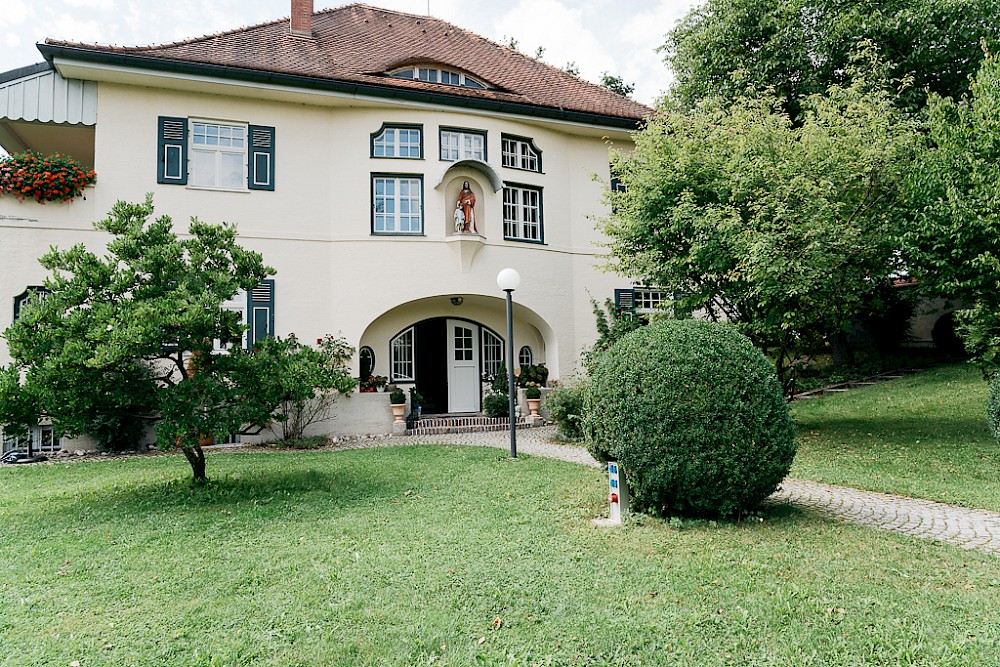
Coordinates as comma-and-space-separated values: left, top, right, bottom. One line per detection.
0, 150, 96, 203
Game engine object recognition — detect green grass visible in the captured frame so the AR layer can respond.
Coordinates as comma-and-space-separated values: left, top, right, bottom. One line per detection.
2, 446, 999, 666
791, 363, 1000, 511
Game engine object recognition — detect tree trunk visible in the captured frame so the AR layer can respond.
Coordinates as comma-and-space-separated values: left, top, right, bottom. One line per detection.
182, 444, 207, 484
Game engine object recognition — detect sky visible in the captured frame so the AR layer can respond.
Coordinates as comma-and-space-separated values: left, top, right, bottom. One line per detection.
1, 0, 702, 106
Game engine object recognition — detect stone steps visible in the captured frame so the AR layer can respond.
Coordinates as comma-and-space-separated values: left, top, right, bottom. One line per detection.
405, 415, 534, 436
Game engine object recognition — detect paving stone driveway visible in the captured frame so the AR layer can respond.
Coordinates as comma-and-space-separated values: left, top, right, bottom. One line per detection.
352, 426, 1000, 556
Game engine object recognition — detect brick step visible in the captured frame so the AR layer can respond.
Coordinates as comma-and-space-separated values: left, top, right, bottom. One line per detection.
405, 416, 533, 436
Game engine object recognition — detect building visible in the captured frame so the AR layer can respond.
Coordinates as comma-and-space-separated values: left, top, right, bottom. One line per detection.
0, 1, 649, 450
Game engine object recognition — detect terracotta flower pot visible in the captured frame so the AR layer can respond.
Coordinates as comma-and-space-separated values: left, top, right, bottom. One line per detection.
527, 398, 541, 417
390, 403, 406, 423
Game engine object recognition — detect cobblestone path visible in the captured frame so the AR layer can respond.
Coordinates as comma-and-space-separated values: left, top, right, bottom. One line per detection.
341, 426, 1000, 555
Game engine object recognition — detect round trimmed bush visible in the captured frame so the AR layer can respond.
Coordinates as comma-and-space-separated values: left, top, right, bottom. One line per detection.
987, 373, 1000, 445
584, 319, 796, 518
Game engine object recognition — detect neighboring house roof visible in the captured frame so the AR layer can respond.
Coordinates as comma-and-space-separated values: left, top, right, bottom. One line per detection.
39, 3, 651, 129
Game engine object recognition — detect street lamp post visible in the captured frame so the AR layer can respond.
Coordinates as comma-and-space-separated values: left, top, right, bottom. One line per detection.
497, 268, 521, 458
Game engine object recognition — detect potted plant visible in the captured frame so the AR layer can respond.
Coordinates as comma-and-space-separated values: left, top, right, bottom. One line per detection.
359, 374, 388, 392
389, 387, 407, 423
525, 384, 542, 417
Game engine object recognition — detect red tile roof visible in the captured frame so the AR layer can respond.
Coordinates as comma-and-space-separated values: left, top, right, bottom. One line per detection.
43, 3, 651, 125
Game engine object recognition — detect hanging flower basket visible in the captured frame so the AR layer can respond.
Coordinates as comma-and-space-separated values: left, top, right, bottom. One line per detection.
0, 150, 96, 204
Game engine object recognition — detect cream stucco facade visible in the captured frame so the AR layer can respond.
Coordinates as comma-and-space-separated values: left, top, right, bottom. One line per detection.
1, 51, 637, 443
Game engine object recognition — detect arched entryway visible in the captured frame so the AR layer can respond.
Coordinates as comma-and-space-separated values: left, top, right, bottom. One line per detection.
390, 317, 505, 414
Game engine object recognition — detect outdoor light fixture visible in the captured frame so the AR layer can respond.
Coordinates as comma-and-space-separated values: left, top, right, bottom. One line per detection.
450, 296, 464, 306
497, 268, 521, 458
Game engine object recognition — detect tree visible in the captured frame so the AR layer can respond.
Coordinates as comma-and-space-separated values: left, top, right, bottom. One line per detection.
599, 72, 635, 98
663, 0, 1000, 118
0, 196, 279, 482
252, 334, 357, 442
901, 55, 1000, 370
564, 61, 580, 76
603, 59, 921, 391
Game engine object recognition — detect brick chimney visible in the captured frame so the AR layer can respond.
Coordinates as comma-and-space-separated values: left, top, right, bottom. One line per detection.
290, 0, 313, 37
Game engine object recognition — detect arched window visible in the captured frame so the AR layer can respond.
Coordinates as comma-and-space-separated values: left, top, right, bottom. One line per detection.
390, 328, 415, 381
482, 329, 504, 380
389, 66, 489, 90
359, 346, 375, 380
518, 346, 533, 367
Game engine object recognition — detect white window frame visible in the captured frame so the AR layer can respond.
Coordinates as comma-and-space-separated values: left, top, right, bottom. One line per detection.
372, 125, 422, 159
390, 67, 488, 90
440, 129, 485, 162
189, 120, 247, 191
482, 329, 504, 380
503, 185, 542, 242
518, 346, 533, 367
635, 288, 668, 314
2, 425, 60, 454
501, 136, 540, 172
214, 289, 248, 352
372, 175, 423, 234
391, 327, 415, 382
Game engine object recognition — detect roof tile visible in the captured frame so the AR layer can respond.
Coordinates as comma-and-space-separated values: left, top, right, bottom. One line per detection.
44, 3, 651, 123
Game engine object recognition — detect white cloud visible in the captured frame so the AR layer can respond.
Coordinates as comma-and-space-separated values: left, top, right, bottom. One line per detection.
47, 16, 106, 44
4, 32, 23, 50
64, 0, 116, 9
4, 0, 32, 25
493, 0, 615, 81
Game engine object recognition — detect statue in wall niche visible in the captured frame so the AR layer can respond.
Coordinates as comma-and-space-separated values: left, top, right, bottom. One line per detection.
454, 202, 466, 233
458, 180, 477, 233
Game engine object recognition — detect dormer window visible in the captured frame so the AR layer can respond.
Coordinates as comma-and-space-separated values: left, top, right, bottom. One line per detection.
390, 66, 488, 90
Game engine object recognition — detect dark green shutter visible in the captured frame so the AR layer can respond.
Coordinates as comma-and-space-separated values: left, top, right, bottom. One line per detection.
157, 116, 188, 185
614, 288, 635, 317
248, 125, 275, 191
246, 280, 275, 348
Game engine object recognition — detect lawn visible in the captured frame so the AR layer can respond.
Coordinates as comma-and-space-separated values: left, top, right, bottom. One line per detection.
2, 446, 998, 666
791, 363, 1000, 511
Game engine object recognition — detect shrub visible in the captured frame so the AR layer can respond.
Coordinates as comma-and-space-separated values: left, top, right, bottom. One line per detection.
525, 385, 541, 400
389, 388, 406, 404
0, 150, 96, 203
272, 435, 328, 450
987, 373, 1000, 445
483, 392, 509, 418
517, 364, 549, 387
546, 383, 586, 441
491, 366, 509, 394
584, 319, 796, 518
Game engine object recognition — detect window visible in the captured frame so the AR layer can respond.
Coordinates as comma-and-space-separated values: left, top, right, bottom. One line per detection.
390, 67, 488, 90
13, 286, 49, 321
440, 128, 486, 161
359, 346, 375, 380
635, 288, 668, 314
213, 280, 275, 352
482, 329, 504, 380
501, 135, 541, 172
391, 327, 415, 381
215, 289, 247, 352
372, 175, 423, 234
502, 185, 542, 242
190, 121, 245, 190
518, 346, 533, 366
3, 425, 60, 454
157, 116, 275, 191
371, 124, 422, 159
615, 287, 692, 318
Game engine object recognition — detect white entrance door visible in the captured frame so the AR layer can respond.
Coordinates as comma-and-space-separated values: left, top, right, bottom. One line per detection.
447, 319, 480, 413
